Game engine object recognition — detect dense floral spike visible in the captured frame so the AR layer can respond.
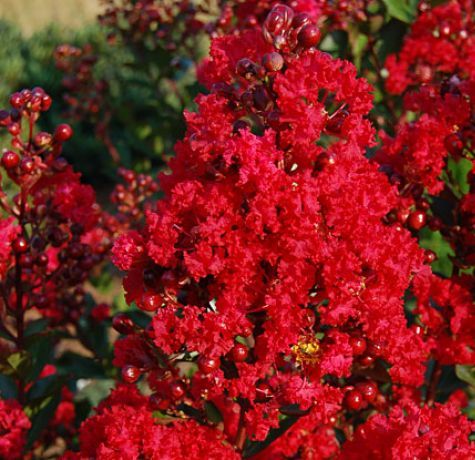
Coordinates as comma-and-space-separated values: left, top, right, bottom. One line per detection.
104, 5, 455, 456
6, 2, 475, 458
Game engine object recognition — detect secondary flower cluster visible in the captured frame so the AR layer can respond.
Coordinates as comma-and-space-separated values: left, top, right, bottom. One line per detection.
385, 0, 475, 94
377, 0, 475, 367
0, 88, 114, 457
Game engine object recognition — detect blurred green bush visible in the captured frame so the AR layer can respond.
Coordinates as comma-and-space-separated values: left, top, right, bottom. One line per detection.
0, 17, 206, 189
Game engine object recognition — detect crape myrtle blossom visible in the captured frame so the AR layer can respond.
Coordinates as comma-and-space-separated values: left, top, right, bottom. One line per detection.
85, 4, 472, 458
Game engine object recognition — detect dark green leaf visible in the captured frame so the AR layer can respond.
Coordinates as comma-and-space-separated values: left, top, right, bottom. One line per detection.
24, 318, 49, 337
205, 402, 223, 424
26, 392, 61, 448
0, 373, 17, 399
27, 374, 66, 401
57, 352, 105, 379
27, 335, 54, 381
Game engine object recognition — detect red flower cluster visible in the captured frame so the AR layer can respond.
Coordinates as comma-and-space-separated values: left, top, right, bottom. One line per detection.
95, 5, 474, 457
63, 384, 238, 460
3, 1, 475, 458
342, 400, 475, 459
385, 0, 475, 94
0, 399, 30, 460
0, 89, 114, 456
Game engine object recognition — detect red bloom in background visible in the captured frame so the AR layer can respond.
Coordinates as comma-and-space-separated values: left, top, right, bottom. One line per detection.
385, 0, 475, 94
341, 401, 475, 459
0, 399, 31, 460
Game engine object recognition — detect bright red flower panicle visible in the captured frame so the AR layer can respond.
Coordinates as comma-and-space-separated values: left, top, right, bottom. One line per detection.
0, 399, 31, 460
108, 5, 436, 455
340, 401, 475, 460
64, 384, 238, 460
385, 0, 475, 95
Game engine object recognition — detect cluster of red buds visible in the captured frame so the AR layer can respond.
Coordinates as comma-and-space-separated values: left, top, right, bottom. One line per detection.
53, 45, 120, 163
0, 88, 116, 457
0, 86, 112, 339
54, 44, 107, 121
262, 4, 321, 51
111, 167, 159, 230
98, 0, 208, 53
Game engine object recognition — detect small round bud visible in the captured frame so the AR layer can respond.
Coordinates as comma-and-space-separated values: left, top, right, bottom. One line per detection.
349, 337, 367, 356
298, 24, 321, 48
112, 313, 135, 335
10, 92, 23, 109
1, 151, 20, 169
54, 124, 73, 142
33, 132, 52, 148
262, 52, 284, 72
122, 365, 141, 383
407, 210, 427, 231
357, 382, 378, 402
231, 343, 249, 362
345, 389, 364, 410
198, 357, 219, 374
140, 292, 161, 311
13, 236, 29, 254
424, 249, 437, 264
20, 157, 35, 174
8, 124, 20, 136
170, 382, 185, 400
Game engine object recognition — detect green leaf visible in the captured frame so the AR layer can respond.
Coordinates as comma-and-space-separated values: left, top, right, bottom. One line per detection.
448, 157, 472, 195
3, 351, 31, 378
320, 30, 348, 58
0, 373, 17, 399
378, 20, 409, 60
76, 315, 111, 359
75, 378, 115, 408
205, 402, 223, 424
24, 318, 49, 337
456, 365, 475, 387
382, 0, 418, 23
27, 374, 65, 402
26, 392, 61, 448
351, 33, 369, 70
27, 335, 54, 381
7, 351, 26, 370
419, 229, 454, 277
57, 352, 106, 379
